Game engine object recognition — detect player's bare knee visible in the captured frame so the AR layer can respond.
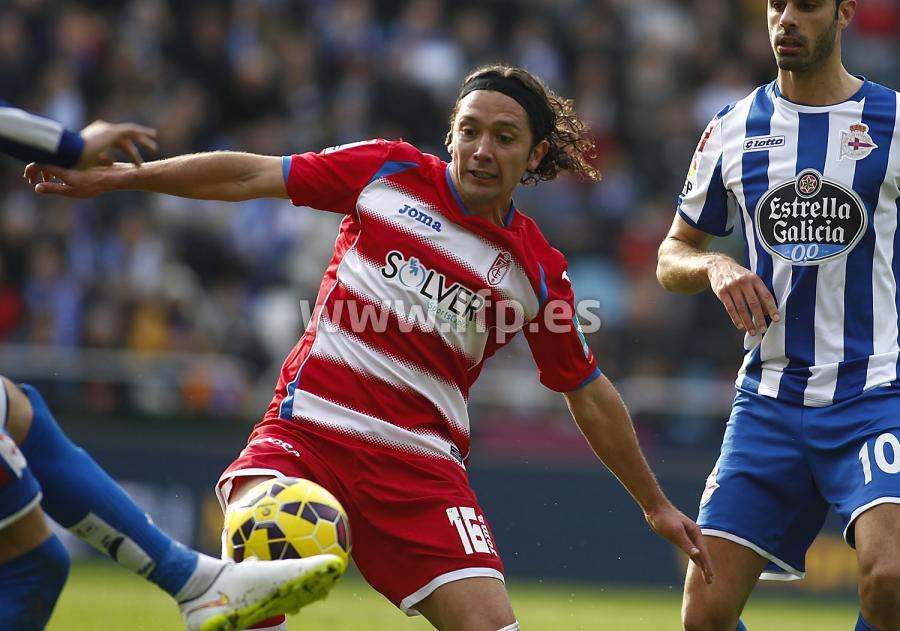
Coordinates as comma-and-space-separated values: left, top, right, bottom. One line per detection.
447, 610, 515, 631
682, 599, 740, 631
682, 616, 738, 631
416, 580, 514, 631
459, 599, 515, 631
859, 558, 900, 613
1, 377, 34, 444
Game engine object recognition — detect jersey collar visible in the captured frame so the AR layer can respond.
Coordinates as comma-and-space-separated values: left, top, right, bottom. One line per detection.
771, 76, 870, 111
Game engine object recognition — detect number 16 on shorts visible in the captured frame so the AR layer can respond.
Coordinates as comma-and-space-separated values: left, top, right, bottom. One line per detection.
447, 506, 497, 555
858, 432, 900, 484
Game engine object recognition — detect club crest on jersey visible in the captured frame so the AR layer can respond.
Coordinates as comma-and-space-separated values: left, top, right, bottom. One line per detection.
839, 123, 877, 161
487, 252, 512, 286
380, 251, 486, 324
755, 168, 867, 265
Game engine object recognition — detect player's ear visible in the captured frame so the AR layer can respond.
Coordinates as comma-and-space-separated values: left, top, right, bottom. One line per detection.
445, 130, 453, 155
838, 0, 856, 29
527, 139, 549, 172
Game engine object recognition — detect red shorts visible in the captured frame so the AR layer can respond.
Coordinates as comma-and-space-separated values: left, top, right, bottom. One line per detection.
216, 420, 505, 614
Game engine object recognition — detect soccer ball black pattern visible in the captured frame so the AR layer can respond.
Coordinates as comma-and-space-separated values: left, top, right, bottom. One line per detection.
225, 477, 351, 564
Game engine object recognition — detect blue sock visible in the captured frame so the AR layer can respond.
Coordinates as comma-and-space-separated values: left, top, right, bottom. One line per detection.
0, 534, 70, 630
736, 620, 748, 631
18, 384, 199, 596
856, 612, 878, 631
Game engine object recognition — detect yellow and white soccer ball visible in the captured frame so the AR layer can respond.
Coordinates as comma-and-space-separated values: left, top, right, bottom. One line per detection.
225, 477, 351, 567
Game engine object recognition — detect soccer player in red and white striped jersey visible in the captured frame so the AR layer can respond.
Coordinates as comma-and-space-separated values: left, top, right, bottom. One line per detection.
28, 64, 712, 630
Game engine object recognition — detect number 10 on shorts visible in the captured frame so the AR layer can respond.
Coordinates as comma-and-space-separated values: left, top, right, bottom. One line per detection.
447, 506, 497, 555
858, 432, 900, 485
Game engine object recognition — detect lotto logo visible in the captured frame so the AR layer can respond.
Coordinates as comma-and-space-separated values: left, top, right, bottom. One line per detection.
742, 135, 785, 152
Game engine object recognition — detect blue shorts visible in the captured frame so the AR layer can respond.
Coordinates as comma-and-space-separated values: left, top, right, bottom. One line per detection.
0, 428, 41, 530
698, 386, 900, 580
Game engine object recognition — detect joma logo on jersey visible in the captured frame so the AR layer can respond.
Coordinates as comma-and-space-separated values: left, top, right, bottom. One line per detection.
380, 251, 485, 322
398, 204, 442, 232
755, 169, 867, 265
743, 135, 785, 152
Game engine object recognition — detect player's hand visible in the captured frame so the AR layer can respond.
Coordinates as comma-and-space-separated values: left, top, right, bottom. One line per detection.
645, 503, 714, 584
24, 162, 125, 198
706, 254, 779, 336
77, 120, 158, 168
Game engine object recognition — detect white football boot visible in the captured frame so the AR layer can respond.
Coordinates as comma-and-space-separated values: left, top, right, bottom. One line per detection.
179, 554, 346, 631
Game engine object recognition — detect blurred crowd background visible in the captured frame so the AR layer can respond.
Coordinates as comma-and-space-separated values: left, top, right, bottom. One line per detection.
1, 0, 899, 453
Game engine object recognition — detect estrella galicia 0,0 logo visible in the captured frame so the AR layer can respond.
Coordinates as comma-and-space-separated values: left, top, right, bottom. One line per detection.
755, 169, 867, 265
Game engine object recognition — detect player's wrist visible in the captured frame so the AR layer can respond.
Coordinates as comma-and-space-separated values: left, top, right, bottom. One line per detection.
701, 253, 730, 284
639, 491, 673, 520
105, 162, 142, 192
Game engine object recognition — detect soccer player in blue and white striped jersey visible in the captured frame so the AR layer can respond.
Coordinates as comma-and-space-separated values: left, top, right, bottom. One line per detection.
658, 1, 900, 630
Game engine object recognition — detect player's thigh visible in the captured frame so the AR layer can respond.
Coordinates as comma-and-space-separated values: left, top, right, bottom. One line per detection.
0, 427, 45, 563
698, 391, 828, 578
342, 445, 505, 615
0, 503, 53, 563
0, 377, 33, 444
228, 475, 278, 506
216, 421, 343, 515
415, 576, 514, 631
682, 536, 767, 631
810, 389, 900, 546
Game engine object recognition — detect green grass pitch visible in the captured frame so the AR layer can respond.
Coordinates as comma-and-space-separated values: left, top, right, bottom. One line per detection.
48, 562, 858, 630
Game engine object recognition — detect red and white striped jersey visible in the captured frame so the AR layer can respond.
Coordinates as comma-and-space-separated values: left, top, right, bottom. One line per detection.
265, 139, 599, 466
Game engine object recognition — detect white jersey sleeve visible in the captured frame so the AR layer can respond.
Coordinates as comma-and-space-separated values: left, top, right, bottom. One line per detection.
676, 107, 735, 236
0, 101, 84, 167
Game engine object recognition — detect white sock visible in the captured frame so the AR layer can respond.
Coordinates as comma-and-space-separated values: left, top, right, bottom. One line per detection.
174, 553, 225, 602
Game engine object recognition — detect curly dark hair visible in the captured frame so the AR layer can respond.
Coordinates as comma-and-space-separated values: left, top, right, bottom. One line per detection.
447, 64, 600, 184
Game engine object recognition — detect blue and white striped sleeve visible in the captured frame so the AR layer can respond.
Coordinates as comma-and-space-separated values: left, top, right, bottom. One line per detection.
676, 109, 734, 237
0, 101, 84, 167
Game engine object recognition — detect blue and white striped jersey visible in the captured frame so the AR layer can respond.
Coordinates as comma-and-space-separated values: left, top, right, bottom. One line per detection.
678, 79, 900, 407
0, 100, 84, 167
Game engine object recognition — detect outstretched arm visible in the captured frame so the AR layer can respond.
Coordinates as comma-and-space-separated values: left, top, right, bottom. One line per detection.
657, 215, 779, 336
564, 374, 714, 584
25, 152, 286, 201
